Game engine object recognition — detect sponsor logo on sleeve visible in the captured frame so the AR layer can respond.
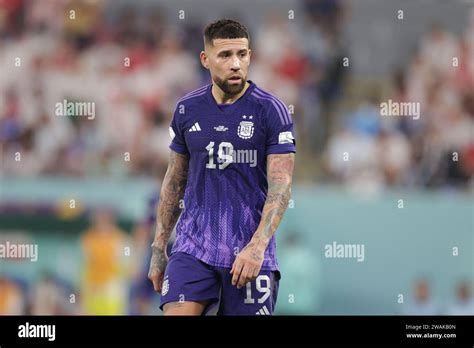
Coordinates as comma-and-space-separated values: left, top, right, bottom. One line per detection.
278, 131, 294, 144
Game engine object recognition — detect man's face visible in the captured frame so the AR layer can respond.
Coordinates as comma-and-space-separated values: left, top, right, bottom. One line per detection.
201, 38, 251, 96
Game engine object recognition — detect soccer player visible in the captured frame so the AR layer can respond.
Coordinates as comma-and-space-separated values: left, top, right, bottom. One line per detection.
148, 18, 296, 315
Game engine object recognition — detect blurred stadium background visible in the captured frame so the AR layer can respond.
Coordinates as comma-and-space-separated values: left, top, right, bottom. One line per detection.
0, 0, 473, 315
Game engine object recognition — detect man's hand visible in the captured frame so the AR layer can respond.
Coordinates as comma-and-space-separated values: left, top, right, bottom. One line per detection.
230, 238, 267, 289
148, 245, 168, 293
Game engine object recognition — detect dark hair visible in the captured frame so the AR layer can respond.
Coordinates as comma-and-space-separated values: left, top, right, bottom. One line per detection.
203, 19, 249, 46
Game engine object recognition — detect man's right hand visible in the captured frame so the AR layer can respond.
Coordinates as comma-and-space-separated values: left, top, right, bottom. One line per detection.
148, 245, 168, 293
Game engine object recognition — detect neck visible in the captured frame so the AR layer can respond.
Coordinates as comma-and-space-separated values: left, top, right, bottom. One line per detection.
212, 81, 250, 105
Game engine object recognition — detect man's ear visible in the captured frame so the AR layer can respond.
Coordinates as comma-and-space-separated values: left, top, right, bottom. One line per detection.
200, 51, 209, 70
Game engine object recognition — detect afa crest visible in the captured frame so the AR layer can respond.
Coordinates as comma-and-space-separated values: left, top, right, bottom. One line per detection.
161, 276, 169, 296
238, 120, 254, 139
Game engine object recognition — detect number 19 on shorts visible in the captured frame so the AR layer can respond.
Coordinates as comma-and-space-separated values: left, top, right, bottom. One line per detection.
244, 275, 271, 304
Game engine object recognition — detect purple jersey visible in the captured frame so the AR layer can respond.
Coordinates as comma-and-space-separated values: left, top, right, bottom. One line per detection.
168, 81, 296, 271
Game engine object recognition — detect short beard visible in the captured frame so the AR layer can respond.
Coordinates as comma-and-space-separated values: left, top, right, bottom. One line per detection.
214, 76, 246, 97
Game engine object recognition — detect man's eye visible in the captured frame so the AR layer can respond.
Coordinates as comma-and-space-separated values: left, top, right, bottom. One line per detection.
240, 52, 247, 57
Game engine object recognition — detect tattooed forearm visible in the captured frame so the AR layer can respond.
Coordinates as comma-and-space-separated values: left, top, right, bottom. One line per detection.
152, 151, 189, 251
149, 244, 169, 273
253, 153, 295, 244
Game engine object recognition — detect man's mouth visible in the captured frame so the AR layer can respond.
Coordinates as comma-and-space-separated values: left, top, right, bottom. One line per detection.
228, 76, 242, 84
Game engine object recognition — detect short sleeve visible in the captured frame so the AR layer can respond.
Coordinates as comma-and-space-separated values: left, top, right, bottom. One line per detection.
265, 100, 296, 155
169, 105, 189, 155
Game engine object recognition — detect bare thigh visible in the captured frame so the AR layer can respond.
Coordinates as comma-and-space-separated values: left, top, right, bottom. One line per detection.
163, 300, 209, 316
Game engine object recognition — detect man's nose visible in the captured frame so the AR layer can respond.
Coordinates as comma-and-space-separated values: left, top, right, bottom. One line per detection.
231, 58, 240, 71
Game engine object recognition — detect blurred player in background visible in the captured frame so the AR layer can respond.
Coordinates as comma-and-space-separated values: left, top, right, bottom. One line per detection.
0, 275, 25, 315
81, 209, 129, 315
148, 19, 296, 315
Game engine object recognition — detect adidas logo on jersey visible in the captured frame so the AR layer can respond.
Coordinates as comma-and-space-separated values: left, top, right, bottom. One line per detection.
255, 305, 270, 315
189, 122, 201, 132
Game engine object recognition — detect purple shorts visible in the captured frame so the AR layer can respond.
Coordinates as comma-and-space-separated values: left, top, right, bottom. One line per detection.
159, 252, 280, 315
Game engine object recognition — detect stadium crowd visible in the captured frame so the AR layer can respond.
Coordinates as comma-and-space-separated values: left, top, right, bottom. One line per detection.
2, 1, 472, 191
0, 0, 345, 180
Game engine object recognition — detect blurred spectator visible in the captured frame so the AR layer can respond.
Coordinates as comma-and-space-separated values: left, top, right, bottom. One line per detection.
420, 23, 459, 79
0, 0, 24, 37
446, 281, 474, 315
402, 278, 440, 315
29, 271, 78, 315
326, 100, 385, 194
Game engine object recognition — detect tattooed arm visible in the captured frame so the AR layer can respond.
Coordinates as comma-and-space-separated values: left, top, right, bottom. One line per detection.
231, 153, 295, 288
148, 151, 189, 292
